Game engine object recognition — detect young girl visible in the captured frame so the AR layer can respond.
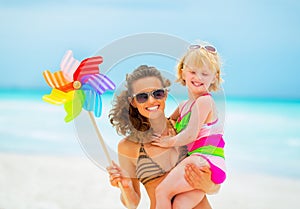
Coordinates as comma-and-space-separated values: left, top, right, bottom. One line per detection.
152, 43, 226, 209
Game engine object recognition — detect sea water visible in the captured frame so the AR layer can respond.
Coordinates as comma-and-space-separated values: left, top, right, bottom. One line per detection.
0, 89, 300, 179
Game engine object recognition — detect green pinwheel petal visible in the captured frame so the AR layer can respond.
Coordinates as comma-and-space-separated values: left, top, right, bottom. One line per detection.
64, 90, 86, 122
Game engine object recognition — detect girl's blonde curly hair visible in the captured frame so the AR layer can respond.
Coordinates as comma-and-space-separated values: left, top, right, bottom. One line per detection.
109, 65, 171, 142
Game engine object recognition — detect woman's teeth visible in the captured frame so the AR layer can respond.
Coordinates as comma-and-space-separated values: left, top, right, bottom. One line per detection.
146, 106, 159, 111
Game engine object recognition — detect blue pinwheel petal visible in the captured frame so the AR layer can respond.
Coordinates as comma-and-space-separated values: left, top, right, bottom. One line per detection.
94, 92, 102, 117
80, 74, 115, 95
83, 89, 102, 117
81, 83, 94, 91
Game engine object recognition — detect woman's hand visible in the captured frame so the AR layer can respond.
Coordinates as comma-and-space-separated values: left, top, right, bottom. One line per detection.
184, 164, 220, 194
106, 160, 132, 188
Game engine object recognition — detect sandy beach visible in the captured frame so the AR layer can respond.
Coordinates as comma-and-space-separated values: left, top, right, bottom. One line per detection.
1, 152, 300, 209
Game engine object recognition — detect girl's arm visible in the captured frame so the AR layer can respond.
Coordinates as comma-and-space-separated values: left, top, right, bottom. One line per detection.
153, 96, 213, 147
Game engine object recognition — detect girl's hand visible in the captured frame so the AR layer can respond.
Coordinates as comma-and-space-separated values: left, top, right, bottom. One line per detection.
184, 164, 219, 193
106, 161, 132, 188
151, 135, 175, 148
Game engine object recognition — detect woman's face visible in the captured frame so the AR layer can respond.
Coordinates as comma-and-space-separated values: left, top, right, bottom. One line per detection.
131, 76, 167, 119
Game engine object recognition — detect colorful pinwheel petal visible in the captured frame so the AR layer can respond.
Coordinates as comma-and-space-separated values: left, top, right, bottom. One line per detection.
42, 89, 74, 105
42, 50, 115, 122
64, 90, 85, 122
83, 89, 102, 117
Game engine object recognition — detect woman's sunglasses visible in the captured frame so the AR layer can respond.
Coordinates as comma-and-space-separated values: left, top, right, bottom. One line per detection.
132, 88, 167, 103
189, 44, 217, 54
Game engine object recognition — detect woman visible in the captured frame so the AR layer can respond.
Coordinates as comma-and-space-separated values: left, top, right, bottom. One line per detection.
107, 65, 219, 209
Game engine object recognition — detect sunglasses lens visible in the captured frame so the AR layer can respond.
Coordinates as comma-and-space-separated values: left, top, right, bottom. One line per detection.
204, 45, 216, 53
189, 45, 201, 49
190, 44, 217, 54
135, 93, 148, 103
153, 89, 166, 99
134, 89, 166, 103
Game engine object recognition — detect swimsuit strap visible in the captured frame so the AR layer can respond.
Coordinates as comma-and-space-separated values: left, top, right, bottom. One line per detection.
175, 93, 212, 133
178, 100, 196, 120
180, 93, 211, 116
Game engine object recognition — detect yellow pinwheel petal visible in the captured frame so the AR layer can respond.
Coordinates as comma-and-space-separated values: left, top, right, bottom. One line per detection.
42, 89, 74, 105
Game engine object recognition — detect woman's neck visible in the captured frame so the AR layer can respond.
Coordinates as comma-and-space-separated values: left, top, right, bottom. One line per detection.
149, 114, 167, 136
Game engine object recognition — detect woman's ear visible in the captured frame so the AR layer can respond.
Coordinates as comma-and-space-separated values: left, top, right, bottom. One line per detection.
128, 97, 137, 108
164, 91, 168, 101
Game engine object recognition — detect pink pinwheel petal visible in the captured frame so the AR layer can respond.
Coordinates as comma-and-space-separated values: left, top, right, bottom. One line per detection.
60, 50, 80, 81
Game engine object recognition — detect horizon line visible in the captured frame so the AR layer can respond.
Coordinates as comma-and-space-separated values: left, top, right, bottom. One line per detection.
0, 87, 299, 103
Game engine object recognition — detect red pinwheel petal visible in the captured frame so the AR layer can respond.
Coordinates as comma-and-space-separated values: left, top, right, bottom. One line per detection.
58, 82, 75, 92
73, 56, 103, 81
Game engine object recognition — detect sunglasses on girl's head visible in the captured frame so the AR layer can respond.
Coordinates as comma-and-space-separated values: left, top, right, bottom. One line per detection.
132, 88, 167, 103
189, 44, 217, 54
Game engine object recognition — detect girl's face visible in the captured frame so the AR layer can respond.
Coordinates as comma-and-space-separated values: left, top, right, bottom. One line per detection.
130, 76, 167, 119
182, 62, 216, 96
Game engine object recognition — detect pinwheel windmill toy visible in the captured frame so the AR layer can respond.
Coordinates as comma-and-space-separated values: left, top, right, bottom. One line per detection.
42, 50, 115, 122
42, 50, 131, 208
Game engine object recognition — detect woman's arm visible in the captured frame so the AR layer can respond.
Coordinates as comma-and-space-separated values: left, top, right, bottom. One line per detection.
184, 164, 220, 194
107, 139, 141, 208
107, 161, 141, 208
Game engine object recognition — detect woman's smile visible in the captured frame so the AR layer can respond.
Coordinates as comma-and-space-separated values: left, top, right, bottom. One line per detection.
146, 105, 160, 112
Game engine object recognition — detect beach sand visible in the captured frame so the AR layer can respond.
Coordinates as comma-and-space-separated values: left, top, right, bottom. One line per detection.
1, 152, 299, 209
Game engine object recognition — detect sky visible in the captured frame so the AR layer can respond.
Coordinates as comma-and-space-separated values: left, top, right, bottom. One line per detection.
0, 0, 300, 99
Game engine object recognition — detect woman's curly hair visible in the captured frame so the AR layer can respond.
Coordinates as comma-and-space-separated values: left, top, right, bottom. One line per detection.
109, 65, 170, 142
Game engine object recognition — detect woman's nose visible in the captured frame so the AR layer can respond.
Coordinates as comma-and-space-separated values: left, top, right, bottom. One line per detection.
148, 94, 156, 103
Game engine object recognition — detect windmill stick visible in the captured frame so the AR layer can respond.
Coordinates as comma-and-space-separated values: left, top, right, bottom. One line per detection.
88, 111, 131, 209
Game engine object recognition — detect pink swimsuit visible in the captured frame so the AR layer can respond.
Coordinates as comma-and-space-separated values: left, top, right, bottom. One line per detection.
174, 95, 226, 184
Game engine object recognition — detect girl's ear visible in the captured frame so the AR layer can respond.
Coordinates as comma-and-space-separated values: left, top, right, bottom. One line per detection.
181, 68, 186, 80
212, 72, 218, 84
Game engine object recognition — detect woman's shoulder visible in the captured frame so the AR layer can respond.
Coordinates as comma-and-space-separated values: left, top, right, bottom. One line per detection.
118, 137, 140, 158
